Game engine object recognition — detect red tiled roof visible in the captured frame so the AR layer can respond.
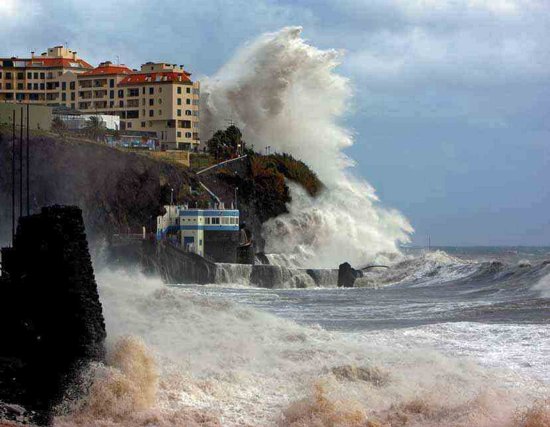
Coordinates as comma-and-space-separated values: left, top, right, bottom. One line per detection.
27, 57, 93, 69
119, 71, 192, 85
81, 64, 132, 76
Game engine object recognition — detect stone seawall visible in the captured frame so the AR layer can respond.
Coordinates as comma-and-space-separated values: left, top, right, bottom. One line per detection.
0, 206, 106, 425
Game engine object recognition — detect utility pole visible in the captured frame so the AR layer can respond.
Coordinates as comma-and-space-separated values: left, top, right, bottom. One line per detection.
11, 111, 15, 243
26, 103, 30, 215
234, 186, 238, 210
19, 107, 23, 220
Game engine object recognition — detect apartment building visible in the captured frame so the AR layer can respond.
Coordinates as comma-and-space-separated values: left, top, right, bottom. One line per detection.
0, 46, 200, 150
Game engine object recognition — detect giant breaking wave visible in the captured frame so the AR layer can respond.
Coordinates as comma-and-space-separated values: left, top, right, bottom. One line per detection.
202, 27, 413, 268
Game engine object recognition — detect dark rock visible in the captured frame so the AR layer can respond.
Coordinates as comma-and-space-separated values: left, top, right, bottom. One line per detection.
0, 206, 106, 425
255, 252, 270, 265
337, 262, 363, 287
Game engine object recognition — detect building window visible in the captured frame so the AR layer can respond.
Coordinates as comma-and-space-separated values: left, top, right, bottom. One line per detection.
33, 72, 38, 79
177, 109, 181, 116
40, 73, 45, 79
149, 110, 154, 117
181, 120, 191, 128
177, 87, 182, 94
27, 83, 32, 90
118, 89, 124, 97
177, 131, 181, 138
70, 81, 75, 90
6, 72, 12, 79
142, 87, 145, 95
149, 99, 154, 106
185, 132, 192, 138
17, 83, 23, 90
186, 98, 191, 105
119, 100, 124, 108
185, 110, 192, 116
186, 87, 191, 94
127, 110, 139, 119
33, 83, 38, 90
149, 87, 154, 95
17, 72, 24, 79
27, 72, 32, 79
127, 122, 132, 128
128, 88, 139, 97
71, 92, 75, 101
141, 122, 146, 127
109, 79, 115, 88
62, 93, 66, 101
158, 98, 162, 105
158, 109, 162, 116
62, 82, 66, 90
110, 90, 114, 99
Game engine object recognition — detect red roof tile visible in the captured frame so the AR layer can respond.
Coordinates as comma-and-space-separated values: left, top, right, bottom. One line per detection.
27, 57, 93, 69
81, 64, 132, 76
119, 71, 192, 85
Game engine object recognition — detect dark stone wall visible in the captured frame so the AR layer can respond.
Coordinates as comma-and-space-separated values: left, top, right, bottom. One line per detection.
0, 205, 106, 425
146, 240, 218, 284
204, 230, 239, 263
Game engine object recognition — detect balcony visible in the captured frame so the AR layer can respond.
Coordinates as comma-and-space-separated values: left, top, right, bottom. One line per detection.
93, 80, 107, 88
94, 101, 108, 109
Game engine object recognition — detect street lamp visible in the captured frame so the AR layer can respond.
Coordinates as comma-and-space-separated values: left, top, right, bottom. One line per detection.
170, 187, 174, 205
234, 186, 238, 210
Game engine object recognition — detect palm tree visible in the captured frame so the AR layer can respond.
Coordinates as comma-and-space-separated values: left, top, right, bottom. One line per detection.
84, 115, 107, 142
51, 116, 67, 135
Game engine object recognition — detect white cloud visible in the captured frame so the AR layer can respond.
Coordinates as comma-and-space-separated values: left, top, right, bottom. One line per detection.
0, 0, 18, 17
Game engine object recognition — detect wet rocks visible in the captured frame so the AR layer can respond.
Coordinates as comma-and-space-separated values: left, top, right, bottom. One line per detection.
337, 262, 363, 287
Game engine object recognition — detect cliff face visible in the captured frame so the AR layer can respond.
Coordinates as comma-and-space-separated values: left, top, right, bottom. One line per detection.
0, 133, 204, 246
199, 154, 323, 252
0, 132, 322, 253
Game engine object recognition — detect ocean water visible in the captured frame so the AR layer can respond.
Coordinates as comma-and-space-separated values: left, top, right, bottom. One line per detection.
55, 247, 550, 426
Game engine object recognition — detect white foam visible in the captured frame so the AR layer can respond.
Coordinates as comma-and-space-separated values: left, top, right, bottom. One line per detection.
61, 268, 548, 426
202, 27, 413, 268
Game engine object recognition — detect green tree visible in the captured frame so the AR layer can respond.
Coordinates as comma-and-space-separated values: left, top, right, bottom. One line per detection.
206, 125, 243, 160
84, 116, 107, 142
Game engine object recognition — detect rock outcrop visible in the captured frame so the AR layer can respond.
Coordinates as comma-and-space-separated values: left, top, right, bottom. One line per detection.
337, 262, 363, 287
0, 206, 106, 425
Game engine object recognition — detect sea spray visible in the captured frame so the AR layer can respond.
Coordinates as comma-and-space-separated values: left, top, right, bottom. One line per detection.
55, 268, 548, 426
202, 27, 413, 268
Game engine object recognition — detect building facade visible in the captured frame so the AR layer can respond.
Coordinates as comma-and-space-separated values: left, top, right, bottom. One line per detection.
157, 205, 240, 262
0, 46, 200, 150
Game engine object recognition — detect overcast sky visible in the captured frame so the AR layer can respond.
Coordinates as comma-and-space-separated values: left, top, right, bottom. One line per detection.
2, 0, 549, 246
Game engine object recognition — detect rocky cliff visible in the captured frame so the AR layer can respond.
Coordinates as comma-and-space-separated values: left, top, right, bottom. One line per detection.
0, 132, 206, 246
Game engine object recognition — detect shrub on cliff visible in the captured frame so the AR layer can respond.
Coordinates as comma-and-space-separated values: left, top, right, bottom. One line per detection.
255, 153, 323, 197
